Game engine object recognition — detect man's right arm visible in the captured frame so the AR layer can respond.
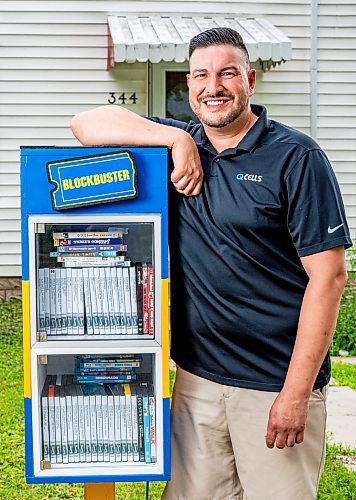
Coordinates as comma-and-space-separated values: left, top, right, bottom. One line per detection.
71, 105, 203, 196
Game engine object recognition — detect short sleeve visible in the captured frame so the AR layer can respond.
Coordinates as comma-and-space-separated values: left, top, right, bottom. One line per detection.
147, 116, 196, 132
285, 149, 352, 257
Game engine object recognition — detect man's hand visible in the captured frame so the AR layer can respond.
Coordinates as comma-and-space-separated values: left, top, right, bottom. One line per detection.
171, 131, 203, 196
265, 390, 309, 449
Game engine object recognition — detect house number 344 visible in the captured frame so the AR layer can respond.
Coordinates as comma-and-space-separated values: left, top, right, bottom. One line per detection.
108, 92, 138, 105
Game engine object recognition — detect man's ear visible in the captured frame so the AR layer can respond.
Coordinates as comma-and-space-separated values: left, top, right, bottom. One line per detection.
248, 69, 257, 96
186, 73, 191, 87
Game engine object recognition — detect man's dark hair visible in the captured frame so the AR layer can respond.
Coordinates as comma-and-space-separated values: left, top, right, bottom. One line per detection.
188, 27, 250, 68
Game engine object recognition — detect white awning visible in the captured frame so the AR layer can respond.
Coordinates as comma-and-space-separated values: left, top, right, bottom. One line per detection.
107, 16, 292, 69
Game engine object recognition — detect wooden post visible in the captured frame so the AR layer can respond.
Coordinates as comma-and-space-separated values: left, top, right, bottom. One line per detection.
84, 483, 115, 499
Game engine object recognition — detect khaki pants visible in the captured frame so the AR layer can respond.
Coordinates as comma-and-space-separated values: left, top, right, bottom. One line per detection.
163, 367, 327, 500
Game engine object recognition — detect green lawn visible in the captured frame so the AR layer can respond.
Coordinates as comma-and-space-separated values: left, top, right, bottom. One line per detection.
330, 271, 356, 356
0, 299, 355, 499
331, 361, 356, 391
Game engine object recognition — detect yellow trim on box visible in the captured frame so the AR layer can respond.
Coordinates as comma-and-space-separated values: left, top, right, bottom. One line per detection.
22, 281, 31, 398
123, 383, 131, 396
161, 278, 170, 398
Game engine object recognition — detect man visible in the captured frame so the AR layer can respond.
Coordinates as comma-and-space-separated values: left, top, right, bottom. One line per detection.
71, 28, 352, 500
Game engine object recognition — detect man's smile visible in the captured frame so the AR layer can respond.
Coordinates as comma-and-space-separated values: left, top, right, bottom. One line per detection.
200, 97, 231, 110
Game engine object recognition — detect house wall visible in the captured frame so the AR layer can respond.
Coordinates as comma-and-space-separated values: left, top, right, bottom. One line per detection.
0, 0, 354, 278
317, 0, 356, 234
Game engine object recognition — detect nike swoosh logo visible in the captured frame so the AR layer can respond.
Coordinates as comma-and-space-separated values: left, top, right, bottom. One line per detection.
328, 223, 344, 234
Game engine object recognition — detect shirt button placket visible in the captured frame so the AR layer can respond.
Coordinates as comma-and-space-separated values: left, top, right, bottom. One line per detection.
210, 157, 220, 176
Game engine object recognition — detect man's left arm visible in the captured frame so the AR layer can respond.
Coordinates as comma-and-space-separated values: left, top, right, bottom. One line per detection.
265, 246, 348, 449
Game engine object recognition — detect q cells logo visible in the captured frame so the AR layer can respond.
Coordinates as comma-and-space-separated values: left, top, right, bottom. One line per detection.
236, 173, 263, 183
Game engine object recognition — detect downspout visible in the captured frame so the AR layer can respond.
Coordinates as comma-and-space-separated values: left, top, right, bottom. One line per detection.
310, 0, 318, 140
148, 62, 153, 116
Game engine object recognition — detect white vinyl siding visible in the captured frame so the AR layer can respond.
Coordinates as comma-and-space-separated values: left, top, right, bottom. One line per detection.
318, 0, 356, 233
0, 0, 355, 277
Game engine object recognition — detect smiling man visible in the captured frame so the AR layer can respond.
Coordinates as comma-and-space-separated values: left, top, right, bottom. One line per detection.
71, 28, 352, 500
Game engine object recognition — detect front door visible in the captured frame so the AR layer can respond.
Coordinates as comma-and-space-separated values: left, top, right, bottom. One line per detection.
150, 62, 197, 122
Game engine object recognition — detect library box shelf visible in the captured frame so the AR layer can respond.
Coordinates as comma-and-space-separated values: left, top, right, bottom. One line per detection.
29, 215, 162, 343
21, 147, 170, 484
31, 347, 166, 481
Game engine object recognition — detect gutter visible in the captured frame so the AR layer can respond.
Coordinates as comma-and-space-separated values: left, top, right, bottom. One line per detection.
310, 0, 318, 140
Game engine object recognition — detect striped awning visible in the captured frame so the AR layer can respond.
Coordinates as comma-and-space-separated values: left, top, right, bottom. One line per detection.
107, 16, 292, 68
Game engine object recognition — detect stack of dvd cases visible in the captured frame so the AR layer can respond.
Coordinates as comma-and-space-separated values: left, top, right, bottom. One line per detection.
37, 226, 154, 337
50, 228, 130, 268
74, 355, 141, 384
41, 355, 157, 464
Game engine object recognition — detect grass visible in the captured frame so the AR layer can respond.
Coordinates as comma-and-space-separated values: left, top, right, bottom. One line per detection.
317, 443, 356, 500
330, 271, 356, 356
0, 298, 355, 499
331, 361, 356, 390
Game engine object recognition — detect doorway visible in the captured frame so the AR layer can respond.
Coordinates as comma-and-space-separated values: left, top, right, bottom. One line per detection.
150, 62, 197, 122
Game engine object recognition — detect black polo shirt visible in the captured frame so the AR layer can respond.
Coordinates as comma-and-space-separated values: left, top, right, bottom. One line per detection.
150, 105, 352, 391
